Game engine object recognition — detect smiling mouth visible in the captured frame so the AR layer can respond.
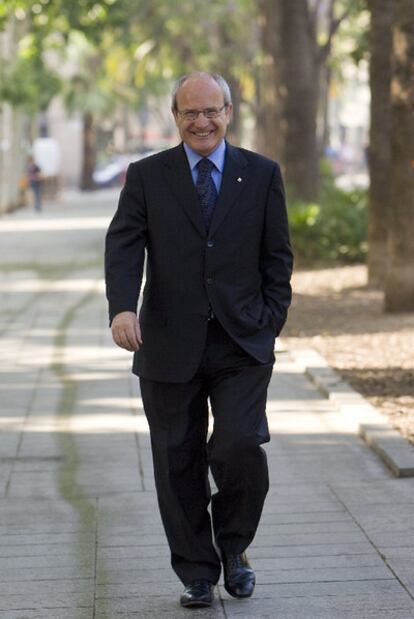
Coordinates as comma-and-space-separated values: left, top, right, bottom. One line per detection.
192, 131, 214, 137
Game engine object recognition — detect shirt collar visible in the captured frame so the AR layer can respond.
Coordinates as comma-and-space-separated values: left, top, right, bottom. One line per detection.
183, 140, 226, 173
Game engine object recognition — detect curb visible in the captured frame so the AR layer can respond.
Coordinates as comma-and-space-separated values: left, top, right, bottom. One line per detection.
285, 346, 414, 478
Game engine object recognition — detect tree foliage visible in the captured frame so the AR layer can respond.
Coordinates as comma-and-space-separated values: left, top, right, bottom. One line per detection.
1, 1, 256, 122
0, 44, 61, 114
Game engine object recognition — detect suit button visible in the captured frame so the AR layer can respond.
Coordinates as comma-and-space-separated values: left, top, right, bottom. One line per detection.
206, 277, 213, 285
207, 240, 214, 248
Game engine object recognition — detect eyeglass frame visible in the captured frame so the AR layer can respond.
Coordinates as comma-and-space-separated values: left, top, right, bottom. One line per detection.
175, 104, 228, 121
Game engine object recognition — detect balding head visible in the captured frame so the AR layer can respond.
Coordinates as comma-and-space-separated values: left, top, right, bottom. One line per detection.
171, 72, 232, 111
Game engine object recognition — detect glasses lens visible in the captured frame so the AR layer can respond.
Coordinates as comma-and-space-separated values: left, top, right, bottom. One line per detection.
179, 106, 225, 120
182, 111, 196, 120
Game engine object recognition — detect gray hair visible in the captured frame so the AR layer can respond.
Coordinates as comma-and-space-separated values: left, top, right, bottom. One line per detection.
171, 72, 232, 110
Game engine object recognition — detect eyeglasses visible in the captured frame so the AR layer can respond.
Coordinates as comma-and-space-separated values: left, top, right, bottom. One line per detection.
176, 105, 227, 121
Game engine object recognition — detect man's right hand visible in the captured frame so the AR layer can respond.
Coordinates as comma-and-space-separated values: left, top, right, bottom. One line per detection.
111, 311, 142, 352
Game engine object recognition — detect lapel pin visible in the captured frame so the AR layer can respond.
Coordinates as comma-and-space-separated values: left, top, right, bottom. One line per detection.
237, 177, 242, 183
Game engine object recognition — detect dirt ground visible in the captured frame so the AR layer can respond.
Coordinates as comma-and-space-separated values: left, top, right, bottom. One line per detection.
282, 264, 414, 444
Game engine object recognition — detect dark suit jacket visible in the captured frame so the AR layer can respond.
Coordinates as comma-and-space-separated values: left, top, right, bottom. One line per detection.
105, 141, 293, 383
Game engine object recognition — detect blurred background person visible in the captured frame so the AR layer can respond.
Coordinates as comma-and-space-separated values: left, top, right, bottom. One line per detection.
26, 156, 43, 212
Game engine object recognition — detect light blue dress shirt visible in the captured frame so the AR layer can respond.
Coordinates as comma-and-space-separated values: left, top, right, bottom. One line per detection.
183, 140, 226, 193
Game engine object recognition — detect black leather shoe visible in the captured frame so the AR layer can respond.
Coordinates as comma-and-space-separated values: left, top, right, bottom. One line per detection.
180, 579, 214, 608
222, 551, 255, 598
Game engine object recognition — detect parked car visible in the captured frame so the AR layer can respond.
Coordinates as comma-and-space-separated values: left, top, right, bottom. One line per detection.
93, 151, 159, 188
93, 155, 129, 188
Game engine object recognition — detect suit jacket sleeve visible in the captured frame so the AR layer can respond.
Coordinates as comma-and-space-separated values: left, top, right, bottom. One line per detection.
261, 163, 293, 336
105, 163, 147, 325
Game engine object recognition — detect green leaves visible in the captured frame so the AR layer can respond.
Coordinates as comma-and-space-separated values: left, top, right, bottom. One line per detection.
0, 51, 61, 113
288, 166, 368, 264
0, 0, 260, 119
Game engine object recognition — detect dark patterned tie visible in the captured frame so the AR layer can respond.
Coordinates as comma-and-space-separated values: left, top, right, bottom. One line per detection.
196, 158, 218, 231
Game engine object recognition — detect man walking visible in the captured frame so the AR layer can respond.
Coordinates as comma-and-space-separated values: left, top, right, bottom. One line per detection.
105, 72, 293, 608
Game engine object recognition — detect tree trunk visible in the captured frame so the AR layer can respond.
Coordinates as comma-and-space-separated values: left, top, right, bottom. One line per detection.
226, 75, 242, 145
367, 0, 393, 288
256, 0, 283, 162
282, 0, 319, 200
319, 63, 331, 158
318, 0, 334, 160
384, 0, 414, 312
80, 111, 96, 191
213, 22, 244, 146
257, 0, 319, 201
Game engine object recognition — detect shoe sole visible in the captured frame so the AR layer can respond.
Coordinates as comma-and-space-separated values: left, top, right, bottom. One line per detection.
181, 600, 212, 608
224, 583, 255, 599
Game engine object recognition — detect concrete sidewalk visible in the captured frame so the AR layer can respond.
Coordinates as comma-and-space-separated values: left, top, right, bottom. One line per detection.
1, 191, 414, 619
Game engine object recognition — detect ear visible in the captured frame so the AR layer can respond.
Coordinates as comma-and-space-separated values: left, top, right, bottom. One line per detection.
225, 103, 233, 122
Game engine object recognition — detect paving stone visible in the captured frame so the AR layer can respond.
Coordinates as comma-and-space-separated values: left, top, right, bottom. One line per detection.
259, 510, 349, 525
0, 566, 95, 583
95, 608, 223, 619
252, 578, 407, 597
0, 610, 93, 619
0, 545, 90, 561
248, 542, 375, 558
221, 596, 414, 619
242, 553, 383, 570
254, 565, 392, 583
95, 580, 180, 597
96, 567, 175, 585
94, 592, 223, 614
332, 480, 414, 506
258, 520, 357, 535
97, 545, 169, 560
382, 547, 414, 559
0, 533, 94, 547
0, 580, 93, 596
0, 591, 94, 611
252, 530, 368, 546
97, 533, 167, 547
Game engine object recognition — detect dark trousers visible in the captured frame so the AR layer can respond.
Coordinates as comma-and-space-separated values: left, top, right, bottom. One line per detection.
30, 182, 42, 211
139, 318, 274, 585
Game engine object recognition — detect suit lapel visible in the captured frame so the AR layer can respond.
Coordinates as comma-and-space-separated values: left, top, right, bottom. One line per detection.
162, 142, 249, 239
163, 144, 206, 238
209, 142, 249, 237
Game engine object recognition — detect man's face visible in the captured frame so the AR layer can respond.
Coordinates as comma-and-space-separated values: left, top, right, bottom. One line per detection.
173, 77, 232, 156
